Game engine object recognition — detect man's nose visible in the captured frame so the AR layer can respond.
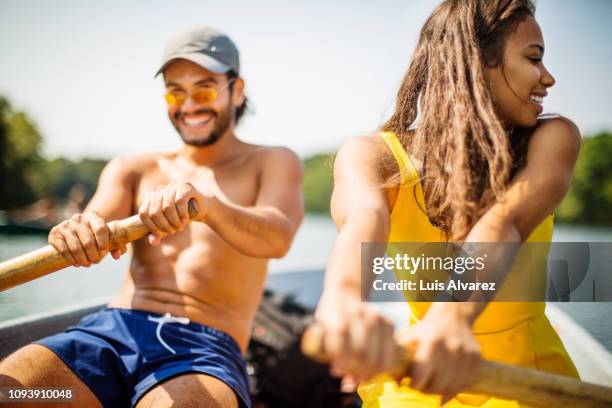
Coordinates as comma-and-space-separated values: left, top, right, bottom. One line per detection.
179, 95, 200, 114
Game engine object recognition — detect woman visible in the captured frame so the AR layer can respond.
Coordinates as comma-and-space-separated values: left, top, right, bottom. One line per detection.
314, 0, 581, 406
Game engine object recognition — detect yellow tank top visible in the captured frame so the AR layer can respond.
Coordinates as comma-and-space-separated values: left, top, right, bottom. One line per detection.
357, 132, 578, 408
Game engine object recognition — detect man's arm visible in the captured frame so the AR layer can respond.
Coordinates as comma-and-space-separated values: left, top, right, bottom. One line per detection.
83, 155, 136, 220
202, 147, 304, 258
48, 155, 136, 266
139, 147, 304, 258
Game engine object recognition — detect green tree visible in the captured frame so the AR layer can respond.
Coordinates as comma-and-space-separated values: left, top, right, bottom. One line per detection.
303, 153, 334, 214
0, 97, 46, 209
44, 157, 106, 200
556, 132, 612, 225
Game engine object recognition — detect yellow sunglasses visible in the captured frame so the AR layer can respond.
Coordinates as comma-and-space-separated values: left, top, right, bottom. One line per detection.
164, 79, 235, 106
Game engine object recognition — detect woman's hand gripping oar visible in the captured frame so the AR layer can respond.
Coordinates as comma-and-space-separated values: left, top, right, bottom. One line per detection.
302, 322, 612, 408
0, 200, 198, 292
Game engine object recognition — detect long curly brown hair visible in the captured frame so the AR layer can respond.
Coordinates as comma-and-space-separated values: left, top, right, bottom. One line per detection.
382, 0, 536, 241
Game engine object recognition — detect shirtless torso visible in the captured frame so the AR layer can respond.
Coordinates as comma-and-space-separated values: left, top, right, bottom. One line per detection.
105, 141, 301, 351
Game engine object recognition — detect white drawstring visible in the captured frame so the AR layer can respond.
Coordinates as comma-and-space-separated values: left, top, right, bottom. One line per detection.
147, 312, 190, 354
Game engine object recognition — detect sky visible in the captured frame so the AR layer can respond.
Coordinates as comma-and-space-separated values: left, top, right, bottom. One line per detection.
1, 0, 611, 159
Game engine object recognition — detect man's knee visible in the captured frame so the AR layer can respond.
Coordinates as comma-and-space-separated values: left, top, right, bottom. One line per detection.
136, 373, 239, 408
0, 344, 53, 384
0, 344, 102, 408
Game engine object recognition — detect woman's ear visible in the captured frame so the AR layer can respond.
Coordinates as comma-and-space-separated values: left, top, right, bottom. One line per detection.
232, 77, 246, 107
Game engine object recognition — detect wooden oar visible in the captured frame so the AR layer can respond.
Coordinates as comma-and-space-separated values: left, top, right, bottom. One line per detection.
302, 322, 612, 408
0, 200, 199, 292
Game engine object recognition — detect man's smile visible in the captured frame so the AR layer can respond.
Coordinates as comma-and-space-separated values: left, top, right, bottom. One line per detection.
179, 112, 215, 130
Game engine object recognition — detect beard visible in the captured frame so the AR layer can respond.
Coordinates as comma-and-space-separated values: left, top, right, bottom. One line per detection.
171, 100, 235, 147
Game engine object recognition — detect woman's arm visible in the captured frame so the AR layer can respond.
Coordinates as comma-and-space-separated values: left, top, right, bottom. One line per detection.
315, 135, 404, 389
431, 117, 582, 322
403, 117, 581, 402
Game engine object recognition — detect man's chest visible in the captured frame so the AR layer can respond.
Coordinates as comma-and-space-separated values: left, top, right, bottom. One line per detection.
133, 164, 260, 211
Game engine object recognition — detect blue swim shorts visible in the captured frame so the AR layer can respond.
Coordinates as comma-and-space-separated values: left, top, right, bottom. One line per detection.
35, 307, 251, 408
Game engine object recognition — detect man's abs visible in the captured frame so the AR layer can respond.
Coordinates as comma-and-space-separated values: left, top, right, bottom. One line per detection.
107, 222, 268, 352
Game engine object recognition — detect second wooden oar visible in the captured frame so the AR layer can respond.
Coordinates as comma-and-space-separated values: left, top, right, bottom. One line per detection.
0, 200, 199, 292
301, 322, 612, 408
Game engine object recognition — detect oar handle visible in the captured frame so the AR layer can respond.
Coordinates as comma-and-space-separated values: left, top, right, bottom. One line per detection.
301, 322, 612, 408
0, 200, 199, 292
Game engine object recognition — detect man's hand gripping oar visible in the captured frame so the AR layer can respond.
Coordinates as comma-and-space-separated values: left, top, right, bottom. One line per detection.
0, 198, 199, 292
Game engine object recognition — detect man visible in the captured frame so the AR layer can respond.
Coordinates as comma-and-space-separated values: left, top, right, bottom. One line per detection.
0, 26, 303, 408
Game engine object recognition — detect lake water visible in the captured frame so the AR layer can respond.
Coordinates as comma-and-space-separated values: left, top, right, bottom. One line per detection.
1, 215, 611, 351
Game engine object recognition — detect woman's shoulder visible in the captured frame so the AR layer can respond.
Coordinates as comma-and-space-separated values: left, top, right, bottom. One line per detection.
527, 115, 581, 163
337, 133, 388, 153
512, 115, 582, 211
335, 133, 395, 170
532, 115, 581, 147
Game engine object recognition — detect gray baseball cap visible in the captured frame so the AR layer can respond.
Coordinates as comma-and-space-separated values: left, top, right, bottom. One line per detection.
155, 26, 240, 77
